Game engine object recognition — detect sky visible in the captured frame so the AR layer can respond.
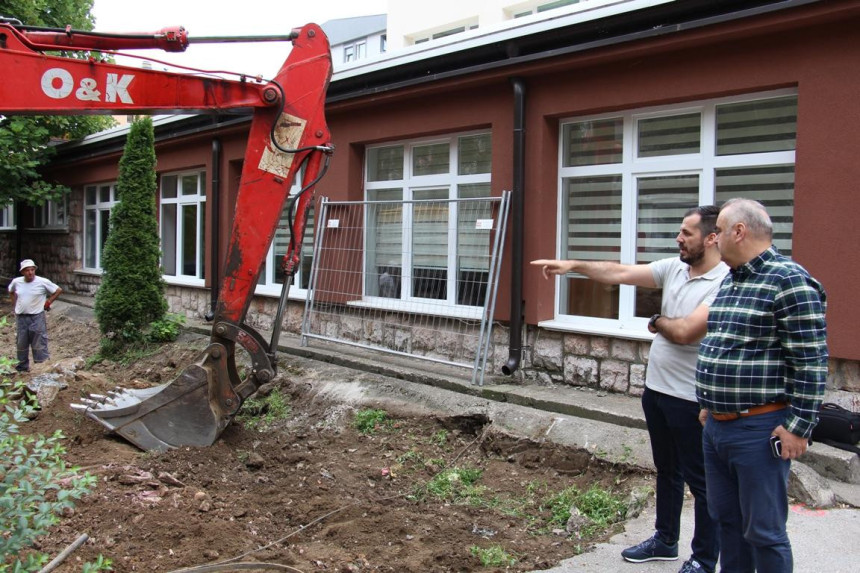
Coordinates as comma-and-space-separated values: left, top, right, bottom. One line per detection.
91, 0, 388, 78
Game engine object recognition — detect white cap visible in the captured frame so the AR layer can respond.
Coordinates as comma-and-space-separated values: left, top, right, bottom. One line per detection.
19, 259, 36, 272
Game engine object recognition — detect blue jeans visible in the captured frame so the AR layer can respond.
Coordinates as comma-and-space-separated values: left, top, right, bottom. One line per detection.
16, 312, 49, 371
703, 409, 792, 573
642, 387, 719, 572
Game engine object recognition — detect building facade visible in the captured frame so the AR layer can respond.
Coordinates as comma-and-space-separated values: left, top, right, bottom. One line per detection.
4, 0, 859, 400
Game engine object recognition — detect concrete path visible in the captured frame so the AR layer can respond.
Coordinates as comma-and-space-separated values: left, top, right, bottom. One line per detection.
540, 496, 860, 572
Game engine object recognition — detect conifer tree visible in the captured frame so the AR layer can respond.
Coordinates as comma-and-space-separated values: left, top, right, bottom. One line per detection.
94, 117, 166, 351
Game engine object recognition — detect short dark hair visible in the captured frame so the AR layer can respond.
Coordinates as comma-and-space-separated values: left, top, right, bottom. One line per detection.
684, 205, 719, 236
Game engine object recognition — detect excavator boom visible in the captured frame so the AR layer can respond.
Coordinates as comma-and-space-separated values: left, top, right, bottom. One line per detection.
0, 18, 333, 450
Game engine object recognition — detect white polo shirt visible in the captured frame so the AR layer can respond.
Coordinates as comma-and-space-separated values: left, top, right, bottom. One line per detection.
647, 257, 729, 402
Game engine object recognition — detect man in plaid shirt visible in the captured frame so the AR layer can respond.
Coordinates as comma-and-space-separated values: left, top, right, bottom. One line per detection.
697, 198, 827, 572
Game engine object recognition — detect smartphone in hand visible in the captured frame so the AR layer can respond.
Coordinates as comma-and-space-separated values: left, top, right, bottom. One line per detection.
769, 435, 782, 458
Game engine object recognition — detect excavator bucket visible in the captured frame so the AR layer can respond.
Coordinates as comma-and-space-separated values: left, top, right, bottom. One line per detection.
72, 342, 244, 452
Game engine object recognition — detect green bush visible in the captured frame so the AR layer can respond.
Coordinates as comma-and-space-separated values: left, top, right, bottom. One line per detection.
0, 357, 109, 571
94, 117, 167, 351
146, 313, 186, 343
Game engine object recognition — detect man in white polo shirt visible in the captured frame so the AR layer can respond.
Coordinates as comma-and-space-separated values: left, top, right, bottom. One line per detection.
532, 206, 728, 573
8, 259, 63, 372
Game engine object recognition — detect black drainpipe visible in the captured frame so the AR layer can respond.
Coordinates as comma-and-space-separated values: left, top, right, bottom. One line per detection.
502, 77, 525, 376
205, 138, 221, 321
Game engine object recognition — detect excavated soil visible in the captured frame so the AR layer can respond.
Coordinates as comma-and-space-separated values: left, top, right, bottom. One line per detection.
3, 301, 654, 572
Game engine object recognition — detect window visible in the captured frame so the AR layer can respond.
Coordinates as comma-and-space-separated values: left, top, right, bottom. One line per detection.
380, 34, 387, 54
83, 183, 119, 270
343, 39, 367, 63
255, 173, 316, 297
364, 132, 493, 312
34, 197, 68, 229
555, 91, 797, 334
160, 171, 206, 283
0, 203, 13, 230
412, 22, 478, 45
513, 0, 581, 18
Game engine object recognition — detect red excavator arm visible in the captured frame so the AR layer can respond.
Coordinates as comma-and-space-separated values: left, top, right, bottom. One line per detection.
0, 17, 333, 450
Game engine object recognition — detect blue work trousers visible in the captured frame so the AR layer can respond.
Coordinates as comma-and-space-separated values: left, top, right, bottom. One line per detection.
15, 312, 49, 371
642, 387, 719, 572
703, 409, 792, 573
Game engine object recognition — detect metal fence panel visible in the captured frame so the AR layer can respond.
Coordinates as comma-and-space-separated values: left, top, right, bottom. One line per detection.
301, 192, 510, 385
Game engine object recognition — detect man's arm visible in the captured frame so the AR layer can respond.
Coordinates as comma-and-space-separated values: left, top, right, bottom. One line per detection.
651, 303, 710, 345
530, 259, 657, 288
44, 286, 62, 310
771, 272, 828, 458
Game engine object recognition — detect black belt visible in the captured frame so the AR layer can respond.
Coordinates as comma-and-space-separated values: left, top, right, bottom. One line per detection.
17, 312, 44, 317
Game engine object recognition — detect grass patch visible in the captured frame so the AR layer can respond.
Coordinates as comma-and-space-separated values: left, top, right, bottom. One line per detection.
470, 544, 517, 567
421, 466, 486, 504
354, 408, 393, 435
540, 484, 627, 535
236, 388, 291, 431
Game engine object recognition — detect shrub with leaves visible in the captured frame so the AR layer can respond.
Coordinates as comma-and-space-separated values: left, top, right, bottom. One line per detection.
0, 357, 103, 571
146, 313, 186, 343
94, 117, 167, 353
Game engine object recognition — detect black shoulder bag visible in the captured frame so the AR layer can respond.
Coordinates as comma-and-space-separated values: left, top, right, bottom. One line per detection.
812, 402, 860, 454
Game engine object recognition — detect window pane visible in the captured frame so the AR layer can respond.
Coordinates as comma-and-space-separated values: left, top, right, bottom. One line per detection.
161, 175, 178, 199
200, 200, 206, 280
716, 165, 794, 255
562, 118, 622, 166
716, 96, 797, 155
457, 184, 492, 306
638, 113, 701, 157
562, 175, 622, 319
635, 174, 699, 317
367, 146, 404, 181
458, 134, 492, 174
85, 211, 97, 268
367, 188, 403, 297
86, 186, 97, 205
100, 210, 110, 265
181, 205, 198, 276
99, 185, 112, 203
181, 174, 198, 196
161, 204, 177, 274
413, 143, 449, 176
412, 188, 448, 299
636, 175, 699, 264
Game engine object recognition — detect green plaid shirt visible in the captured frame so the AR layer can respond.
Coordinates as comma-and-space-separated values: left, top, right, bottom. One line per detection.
696, 246, 828, 437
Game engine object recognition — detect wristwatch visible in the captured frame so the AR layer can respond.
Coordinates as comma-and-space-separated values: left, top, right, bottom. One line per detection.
648, 313, 662, 333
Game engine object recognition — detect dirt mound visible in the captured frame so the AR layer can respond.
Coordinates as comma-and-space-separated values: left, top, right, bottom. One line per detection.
4, 303, 653, 572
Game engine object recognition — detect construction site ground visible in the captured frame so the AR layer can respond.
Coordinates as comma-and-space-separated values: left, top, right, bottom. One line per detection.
4, 295, 860, 572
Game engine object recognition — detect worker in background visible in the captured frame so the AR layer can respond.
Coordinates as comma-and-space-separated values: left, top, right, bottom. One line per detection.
8, 259, 63, 373
531, 205, 727, 573
697, 198, 827, 572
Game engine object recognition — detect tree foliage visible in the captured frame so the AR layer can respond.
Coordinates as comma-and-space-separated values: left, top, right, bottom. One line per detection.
0, 0, 114, 206
94, 117, 166, 351
0, 350, 107, 572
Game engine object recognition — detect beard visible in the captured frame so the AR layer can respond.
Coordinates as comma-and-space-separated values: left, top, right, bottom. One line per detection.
680, 245, 705, 265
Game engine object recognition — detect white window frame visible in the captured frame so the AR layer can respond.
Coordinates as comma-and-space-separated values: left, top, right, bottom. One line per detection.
83, 183, 119, 271
255, 174, 315, 299
343, 39, 367, 63
546, 88, 798, 339
0, 203, 14, 230
363, 130, 492, 319
159, 170, 206, 286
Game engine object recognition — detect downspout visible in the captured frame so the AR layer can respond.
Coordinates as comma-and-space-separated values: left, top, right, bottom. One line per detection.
205, 138, 221, 321
502, 77, 525, 376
